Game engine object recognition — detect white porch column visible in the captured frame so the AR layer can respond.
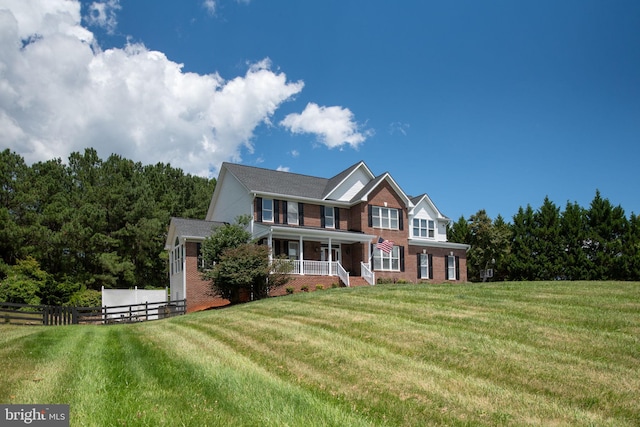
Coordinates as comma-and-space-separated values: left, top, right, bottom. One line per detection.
328, 237, 332, 275
299, 235, 304, 275
267, 230, 273, 263
367, 240, 372, 269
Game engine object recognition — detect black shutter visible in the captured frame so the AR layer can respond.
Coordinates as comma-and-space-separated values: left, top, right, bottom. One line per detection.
256, 197, 263, 222
400, 246, 405, 272
283, 201, 288, 224
416, 253, 421, 278
320, 206, 326, 228
399, 210, 404, 230
428, 254, 433, 279
299, 203, 304, 226
455, 256, 460, 280
334, 207, 340, 229
274, 199, 280, 224
445, 256, 449, 280
368, 205, 373, 227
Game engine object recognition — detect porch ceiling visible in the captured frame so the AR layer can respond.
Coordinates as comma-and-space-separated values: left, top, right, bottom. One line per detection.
254, 223, 376, 244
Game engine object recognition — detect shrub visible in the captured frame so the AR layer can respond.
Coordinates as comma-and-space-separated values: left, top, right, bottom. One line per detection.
285, 287, 294, 294
67, 288, 102, 307
331, 282, 339, 288
301, 285, 309, 292
315, 285, 324, 291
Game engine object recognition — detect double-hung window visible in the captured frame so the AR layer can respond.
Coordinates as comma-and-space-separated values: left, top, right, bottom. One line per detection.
324, 206, 335, 228
287, 202, 299, 225
372, 206, 399, 229
262, 198, 274, 222
418, 253, 431, 279
373, 246, 400, 271
446, 255, 459, 280
413, 218, 435, 238
288, 242, 299, 260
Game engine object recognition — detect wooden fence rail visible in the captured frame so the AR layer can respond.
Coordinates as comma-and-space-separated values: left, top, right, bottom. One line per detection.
0, 300, 186, 326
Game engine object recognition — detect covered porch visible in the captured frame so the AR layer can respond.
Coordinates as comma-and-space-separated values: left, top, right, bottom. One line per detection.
253, 223, 376, 286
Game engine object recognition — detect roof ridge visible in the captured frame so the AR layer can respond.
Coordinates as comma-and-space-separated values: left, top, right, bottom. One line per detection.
224, 162, 329, 181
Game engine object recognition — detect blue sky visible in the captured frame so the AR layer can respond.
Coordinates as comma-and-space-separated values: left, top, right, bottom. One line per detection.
1, 0, 639, 221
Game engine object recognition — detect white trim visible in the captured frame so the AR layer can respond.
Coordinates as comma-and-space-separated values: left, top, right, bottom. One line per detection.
407, 239, 471, 251
255, 223, 376, 244
357, 173, 414, 208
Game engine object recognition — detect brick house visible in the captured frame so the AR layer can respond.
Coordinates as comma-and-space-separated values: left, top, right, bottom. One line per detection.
166, 161, 469, 312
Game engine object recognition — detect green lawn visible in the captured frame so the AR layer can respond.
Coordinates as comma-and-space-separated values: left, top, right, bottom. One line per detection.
1, 281, 639, 426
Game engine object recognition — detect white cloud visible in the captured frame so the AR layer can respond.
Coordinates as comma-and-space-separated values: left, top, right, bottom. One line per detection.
0, 0, 304, 177
290, 149, 299, 157
280, 103, 372, 149
86, 0, 121, 34
202, 0, 216, 15
276, 165, 289, 172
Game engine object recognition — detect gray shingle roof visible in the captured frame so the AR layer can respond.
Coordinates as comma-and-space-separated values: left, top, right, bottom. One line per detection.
223, 162, 363, 201
171, 217, 225, 239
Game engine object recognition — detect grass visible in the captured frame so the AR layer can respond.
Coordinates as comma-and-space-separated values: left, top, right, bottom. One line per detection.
1, 281, 639, 426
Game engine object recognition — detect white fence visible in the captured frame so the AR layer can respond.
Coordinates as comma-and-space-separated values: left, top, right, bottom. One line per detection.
102, 287, 168, 321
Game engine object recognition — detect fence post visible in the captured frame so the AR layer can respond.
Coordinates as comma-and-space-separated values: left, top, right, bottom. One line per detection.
103, 306, 107, 324
42, 306, 48, 326
72, 307, 78, 325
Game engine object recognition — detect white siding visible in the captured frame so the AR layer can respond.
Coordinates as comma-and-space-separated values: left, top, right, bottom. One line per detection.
410, 201, 447, 242
207, 174, 253, 223
329, 168, 371, 201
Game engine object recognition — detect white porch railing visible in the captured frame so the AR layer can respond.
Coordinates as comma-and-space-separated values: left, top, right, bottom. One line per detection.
336, 263, 350, 287
288, 260, 340, 276
361, 262, 375, 286
284, 260, 351, 287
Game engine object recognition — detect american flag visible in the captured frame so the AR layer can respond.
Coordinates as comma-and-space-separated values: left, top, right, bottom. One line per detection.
376, 237, 394, 253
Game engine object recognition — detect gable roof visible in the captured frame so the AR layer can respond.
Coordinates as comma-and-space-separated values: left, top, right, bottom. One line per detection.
410, 193, 449, 221
223, 162, 329, 200
322, 161, 374, 199
164, 217, 226, 249
351, 172, 414, 208
218, 161, 412, 208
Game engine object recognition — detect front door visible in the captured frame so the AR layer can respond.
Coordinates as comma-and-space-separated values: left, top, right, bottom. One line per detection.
321, 245, 341, 263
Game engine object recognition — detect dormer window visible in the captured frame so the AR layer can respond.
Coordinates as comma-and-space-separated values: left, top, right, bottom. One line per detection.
413, 218, 435, 238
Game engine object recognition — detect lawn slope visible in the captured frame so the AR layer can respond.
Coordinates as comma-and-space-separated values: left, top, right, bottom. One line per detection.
1, 281, 639, 426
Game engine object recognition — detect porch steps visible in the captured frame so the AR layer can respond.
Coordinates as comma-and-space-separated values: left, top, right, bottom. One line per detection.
347, 276, 371, 287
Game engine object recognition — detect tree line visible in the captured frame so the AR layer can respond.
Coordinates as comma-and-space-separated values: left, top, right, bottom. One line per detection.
448, 192, 640, 281
0, 148, 215, 306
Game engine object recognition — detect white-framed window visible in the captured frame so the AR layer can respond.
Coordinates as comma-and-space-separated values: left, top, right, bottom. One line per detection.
324, 206, 335, 228
419, 253, 430, 279
287, 202, 299, 225
413, 218, 435, 238
262, 198, 274, 222
288, 241, 299, 260
447, 255, 459, 280
373, 246, 400, 271
372, 206, 399, 229
171, 242, 183, 275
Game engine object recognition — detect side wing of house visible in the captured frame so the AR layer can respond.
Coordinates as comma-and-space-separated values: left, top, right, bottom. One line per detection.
165, 217, 229, 312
